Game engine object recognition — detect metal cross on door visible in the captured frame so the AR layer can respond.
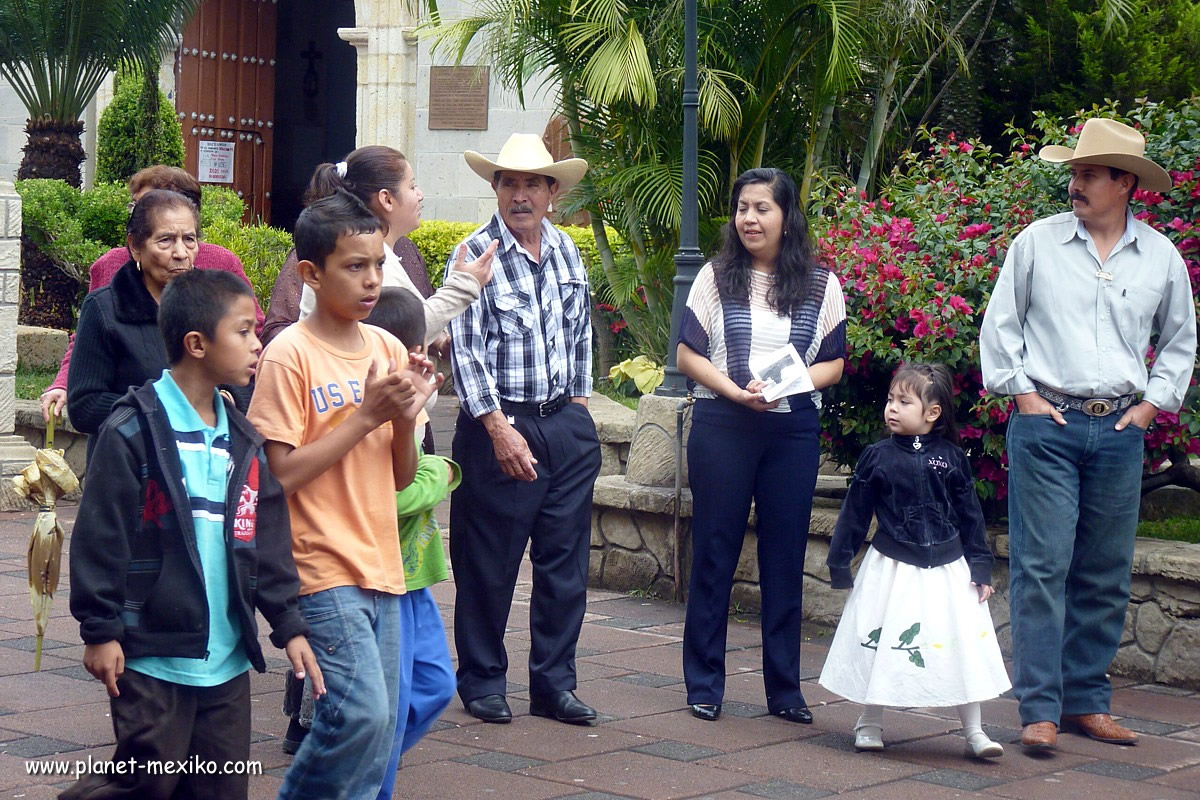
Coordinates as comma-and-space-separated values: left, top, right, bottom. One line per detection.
176, 0, 277, 223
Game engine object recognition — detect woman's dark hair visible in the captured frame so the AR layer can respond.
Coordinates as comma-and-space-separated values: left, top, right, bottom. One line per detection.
126, 189, 200, 252
890, 362, 959, 444
304, 145, 410, 232
128, 165, 203, 210
713, 167, 817, 314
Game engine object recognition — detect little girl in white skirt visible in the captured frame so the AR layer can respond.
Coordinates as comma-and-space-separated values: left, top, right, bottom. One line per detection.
820, 363, 1011, 758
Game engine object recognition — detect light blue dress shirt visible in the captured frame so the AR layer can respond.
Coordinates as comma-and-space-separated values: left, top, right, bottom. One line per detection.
980, 210, 1196, 412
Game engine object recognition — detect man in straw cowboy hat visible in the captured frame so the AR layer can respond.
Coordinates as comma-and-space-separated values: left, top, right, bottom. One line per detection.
981, 118, 1196, 752
445, 133, 602, 725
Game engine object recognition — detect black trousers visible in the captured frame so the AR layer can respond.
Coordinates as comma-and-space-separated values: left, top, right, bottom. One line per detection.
450, 403, 602, 702
59, 669, 251, 800
682, 398, 820, 714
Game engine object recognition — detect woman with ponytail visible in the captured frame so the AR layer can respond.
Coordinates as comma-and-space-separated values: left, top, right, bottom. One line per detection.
260, 146, 496, 350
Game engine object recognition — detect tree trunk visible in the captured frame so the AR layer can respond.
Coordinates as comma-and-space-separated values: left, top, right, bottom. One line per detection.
802, 99, 836, 205
856, 58, 899, 194
17, 119, 86, 187
19, 236, 81, 329
17, 118, 87, 328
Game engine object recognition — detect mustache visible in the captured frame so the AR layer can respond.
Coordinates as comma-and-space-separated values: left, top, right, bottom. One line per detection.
507, 204, 534, 214
1070, 192, 1088, 204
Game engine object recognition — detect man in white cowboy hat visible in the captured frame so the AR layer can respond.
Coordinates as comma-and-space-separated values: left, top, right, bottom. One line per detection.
444, 133, 602, 725
981, 118, 1196, 752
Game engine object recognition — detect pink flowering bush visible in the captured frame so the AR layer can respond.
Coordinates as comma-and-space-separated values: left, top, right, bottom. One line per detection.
811, 99, 1200, 514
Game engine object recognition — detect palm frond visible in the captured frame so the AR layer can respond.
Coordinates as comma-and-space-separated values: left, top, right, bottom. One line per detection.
0, 0, 199, 122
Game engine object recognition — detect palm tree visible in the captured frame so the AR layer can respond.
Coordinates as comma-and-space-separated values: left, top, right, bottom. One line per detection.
0, 0, 199, 187
0, 0, 197, 328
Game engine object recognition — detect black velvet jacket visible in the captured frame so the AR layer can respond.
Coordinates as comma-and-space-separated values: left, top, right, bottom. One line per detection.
826, 434, 993, 588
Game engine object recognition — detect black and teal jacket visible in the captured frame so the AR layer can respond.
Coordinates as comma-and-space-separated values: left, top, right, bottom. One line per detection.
68, 380, 306, 672
826, 434, 993, 589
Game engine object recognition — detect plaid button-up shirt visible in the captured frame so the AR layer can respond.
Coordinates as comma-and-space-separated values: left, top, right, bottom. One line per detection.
447, 212, 593, 419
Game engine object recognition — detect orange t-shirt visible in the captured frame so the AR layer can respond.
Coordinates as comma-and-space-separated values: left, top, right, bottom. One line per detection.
249, 322, 410, 596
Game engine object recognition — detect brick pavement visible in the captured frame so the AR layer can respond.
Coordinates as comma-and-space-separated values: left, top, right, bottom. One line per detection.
0, 396, 1196, 798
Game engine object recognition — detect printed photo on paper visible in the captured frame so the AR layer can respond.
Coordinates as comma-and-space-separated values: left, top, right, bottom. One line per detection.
749, 343, 814, 403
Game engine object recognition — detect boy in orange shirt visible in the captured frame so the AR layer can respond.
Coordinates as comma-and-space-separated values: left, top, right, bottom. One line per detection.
249, 191, 441, 798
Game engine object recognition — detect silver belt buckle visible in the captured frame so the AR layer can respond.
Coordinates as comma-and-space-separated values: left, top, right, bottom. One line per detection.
1084, 398, 1113, 417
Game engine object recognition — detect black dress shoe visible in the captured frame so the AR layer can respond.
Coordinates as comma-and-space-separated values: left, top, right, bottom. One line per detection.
778, 706, 813, 724
690, 703, 721, 721
465, 694, 513, 723
529, 690, 597, 724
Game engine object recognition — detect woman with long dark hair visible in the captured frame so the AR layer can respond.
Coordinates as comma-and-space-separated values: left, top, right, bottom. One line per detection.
677, 167, 846, 723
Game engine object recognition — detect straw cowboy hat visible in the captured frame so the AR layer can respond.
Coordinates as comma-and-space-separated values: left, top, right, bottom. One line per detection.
1039, 118, 1171, 193
465, 134, 589, 194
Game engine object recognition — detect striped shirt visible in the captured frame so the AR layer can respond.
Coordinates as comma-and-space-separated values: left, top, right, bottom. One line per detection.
680, 263, 846, 409
126, 370, 251, 686
447, 212, 593, 418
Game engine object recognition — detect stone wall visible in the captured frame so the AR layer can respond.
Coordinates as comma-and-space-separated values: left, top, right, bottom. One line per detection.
590, 394, 1200, 689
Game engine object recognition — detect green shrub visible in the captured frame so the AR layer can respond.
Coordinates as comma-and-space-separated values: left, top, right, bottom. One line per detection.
202, 218, 293, 311
408, 220, 626, 290
408, 221, 480, 288
95, 70, 186, 185
201, 186, 247, 228
17, 179, 126, 284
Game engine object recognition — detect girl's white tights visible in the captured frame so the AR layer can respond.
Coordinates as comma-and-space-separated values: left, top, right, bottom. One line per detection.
856, 702, 1001, 757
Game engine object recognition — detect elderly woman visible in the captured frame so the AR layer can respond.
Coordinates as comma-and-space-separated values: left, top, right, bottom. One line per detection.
40, 166, 262, 420
67, 189, 241, 456
677, 168, 846, 723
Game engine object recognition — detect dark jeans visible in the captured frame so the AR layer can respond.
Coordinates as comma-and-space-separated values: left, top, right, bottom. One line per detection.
1006, 410, 1144, 725
450, 402, 602, 701
59, 670, 250, 800
682, 398, 820, 713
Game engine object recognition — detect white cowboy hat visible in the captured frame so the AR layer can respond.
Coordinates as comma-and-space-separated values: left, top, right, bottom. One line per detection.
1039, 118, 1171, 193
464, 134, 589, 193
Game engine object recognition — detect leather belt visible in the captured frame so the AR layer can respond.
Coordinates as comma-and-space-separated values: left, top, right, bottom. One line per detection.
1034, 382, 1136, 417
500, 395, 568, 417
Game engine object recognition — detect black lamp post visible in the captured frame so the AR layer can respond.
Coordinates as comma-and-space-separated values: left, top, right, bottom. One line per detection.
655, 0, 702, 397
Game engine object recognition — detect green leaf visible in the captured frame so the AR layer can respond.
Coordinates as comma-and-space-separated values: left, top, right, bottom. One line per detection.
867, 627, 882, 644
897, 622, 920, 646
908, 650, 925, 668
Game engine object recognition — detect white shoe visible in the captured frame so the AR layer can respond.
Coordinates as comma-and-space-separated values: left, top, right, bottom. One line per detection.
854, 725, 884, 751
965, 731, 1004, 759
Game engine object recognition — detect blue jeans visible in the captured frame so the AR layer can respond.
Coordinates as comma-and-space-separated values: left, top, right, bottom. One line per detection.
278, 586, 401, 800
1006, 410, 1144, 726
376, 588, 456, 800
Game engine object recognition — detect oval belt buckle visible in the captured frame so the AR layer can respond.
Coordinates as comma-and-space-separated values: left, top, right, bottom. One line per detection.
1085, 399, 1112, 416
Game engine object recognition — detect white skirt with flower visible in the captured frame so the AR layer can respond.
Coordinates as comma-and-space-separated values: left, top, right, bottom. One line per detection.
818, 548, 1011, 708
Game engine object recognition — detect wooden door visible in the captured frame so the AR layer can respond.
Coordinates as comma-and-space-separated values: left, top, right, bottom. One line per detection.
176, 0, 277, 223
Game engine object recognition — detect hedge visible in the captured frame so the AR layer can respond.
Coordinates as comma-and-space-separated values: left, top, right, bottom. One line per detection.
408, 220, 623, 290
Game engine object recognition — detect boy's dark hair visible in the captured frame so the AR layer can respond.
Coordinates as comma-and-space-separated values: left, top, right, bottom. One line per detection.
294, 190, 381, 268
890, 362, 959, 444
159, 270, 256, 364
365, 286, 426, 348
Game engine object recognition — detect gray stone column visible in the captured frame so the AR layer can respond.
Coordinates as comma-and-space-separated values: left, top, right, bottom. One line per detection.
0, 182, 39, 510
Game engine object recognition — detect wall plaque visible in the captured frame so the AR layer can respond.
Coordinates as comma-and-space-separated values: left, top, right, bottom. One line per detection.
428, 66, 489, 130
